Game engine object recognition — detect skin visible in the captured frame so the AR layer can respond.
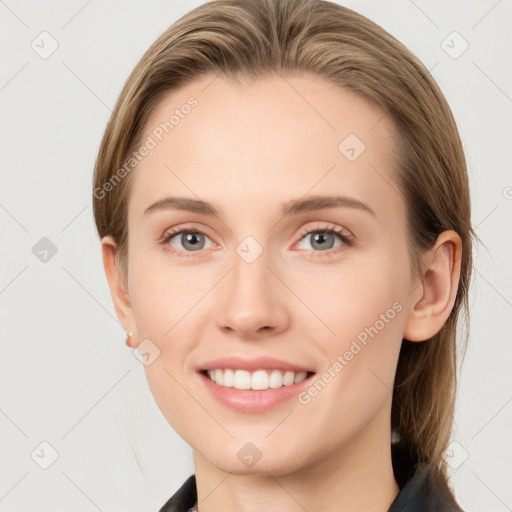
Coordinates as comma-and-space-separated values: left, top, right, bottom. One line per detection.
102, 73, 462, 512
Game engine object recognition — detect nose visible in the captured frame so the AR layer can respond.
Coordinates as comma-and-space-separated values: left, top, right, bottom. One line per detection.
215, 248, 290, 339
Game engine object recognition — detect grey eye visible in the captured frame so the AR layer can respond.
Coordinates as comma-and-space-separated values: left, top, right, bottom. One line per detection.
169, 232, 213, 252
300, 231, 343, 251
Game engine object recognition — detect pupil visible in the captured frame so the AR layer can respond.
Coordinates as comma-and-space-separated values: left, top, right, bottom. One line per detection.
183, 233, 204, 250
312, 232, 333, 250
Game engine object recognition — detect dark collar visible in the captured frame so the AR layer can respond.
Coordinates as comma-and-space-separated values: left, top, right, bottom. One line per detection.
387, 442, 464, 511
158, 443, 464, 512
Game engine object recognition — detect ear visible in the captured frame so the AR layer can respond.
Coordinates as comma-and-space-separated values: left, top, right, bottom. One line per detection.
101, 236, 138, 348
403, 230, 462, 342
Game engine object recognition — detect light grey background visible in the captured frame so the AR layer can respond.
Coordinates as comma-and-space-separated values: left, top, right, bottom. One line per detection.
1, 1, 511, 510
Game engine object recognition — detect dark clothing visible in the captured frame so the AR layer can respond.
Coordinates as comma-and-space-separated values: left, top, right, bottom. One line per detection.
158, 443, 464, 511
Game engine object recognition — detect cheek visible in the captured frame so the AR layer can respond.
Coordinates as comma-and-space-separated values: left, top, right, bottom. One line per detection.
128, 248, 211, 337
126, 252, 213, 414
294, 256, 407, 341
295, 251, 409, 396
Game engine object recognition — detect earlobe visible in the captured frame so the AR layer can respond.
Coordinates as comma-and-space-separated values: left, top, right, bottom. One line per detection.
101, 236, 138, 347
403, 230, 462, 342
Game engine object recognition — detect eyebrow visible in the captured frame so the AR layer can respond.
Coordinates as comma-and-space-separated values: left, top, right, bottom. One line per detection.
143, 194, 376, 218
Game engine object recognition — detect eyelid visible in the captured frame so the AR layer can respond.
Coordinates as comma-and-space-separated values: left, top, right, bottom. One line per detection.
159, 222, 214, 241
296, 222, 354, 245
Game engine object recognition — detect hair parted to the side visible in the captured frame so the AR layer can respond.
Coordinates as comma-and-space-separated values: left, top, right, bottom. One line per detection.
93, 0, 474, 491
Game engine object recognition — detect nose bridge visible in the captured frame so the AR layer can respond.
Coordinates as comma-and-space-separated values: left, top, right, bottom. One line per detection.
232, 238, 271, 295
215, 234, 290, 336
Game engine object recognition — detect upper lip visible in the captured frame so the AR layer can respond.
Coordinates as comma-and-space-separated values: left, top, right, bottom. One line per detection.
197, 356, 315, 374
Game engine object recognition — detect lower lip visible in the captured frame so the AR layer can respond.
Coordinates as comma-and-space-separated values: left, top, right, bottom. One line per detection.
197, 371, 315, 413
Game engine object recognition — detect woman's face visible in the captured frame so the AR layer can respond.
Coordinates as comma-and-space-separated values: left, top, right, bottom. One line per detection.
123, 73, 417, 475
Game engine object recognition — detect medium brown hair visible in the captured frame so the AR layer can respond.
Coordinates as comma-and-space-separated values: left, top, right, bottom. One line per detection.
93, 0, 474, 491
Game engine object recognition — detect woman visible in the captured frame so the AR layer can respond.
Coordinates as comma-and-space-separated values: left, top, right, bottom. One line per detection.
93, 0, 474, 510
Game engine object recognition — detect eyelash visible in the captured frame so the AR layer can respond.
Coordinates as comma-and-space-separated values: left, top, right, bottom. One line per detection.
159, 223, 354, 258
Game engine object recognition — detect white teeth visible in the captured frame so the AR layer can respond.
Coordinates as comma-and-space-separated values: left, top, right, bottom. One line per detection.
269, 369, 283, 388
234, 370, 252, 389
251, 370, 268, 390
205, 369, 309, 390
294, 371, 308, 384
222, 368, 234, 387
283, 371, 295, 386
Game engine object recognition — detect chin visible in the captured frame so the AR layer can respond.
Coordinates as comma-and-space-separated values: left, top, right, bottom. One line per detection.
199, 443, 309, 477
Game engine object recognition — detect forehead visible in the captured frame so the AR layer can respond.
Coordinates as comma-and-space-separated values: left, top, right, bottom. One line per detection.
128, 73, 401, 222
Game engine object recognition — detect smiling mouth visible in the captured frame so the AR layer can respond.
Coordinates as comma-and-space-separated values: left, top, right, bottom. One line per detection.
200, 368, 316, 391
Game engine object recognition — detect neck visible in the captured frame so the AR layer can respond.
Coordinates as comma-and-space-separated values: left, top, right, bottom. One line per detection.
192, 406, 400, 512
